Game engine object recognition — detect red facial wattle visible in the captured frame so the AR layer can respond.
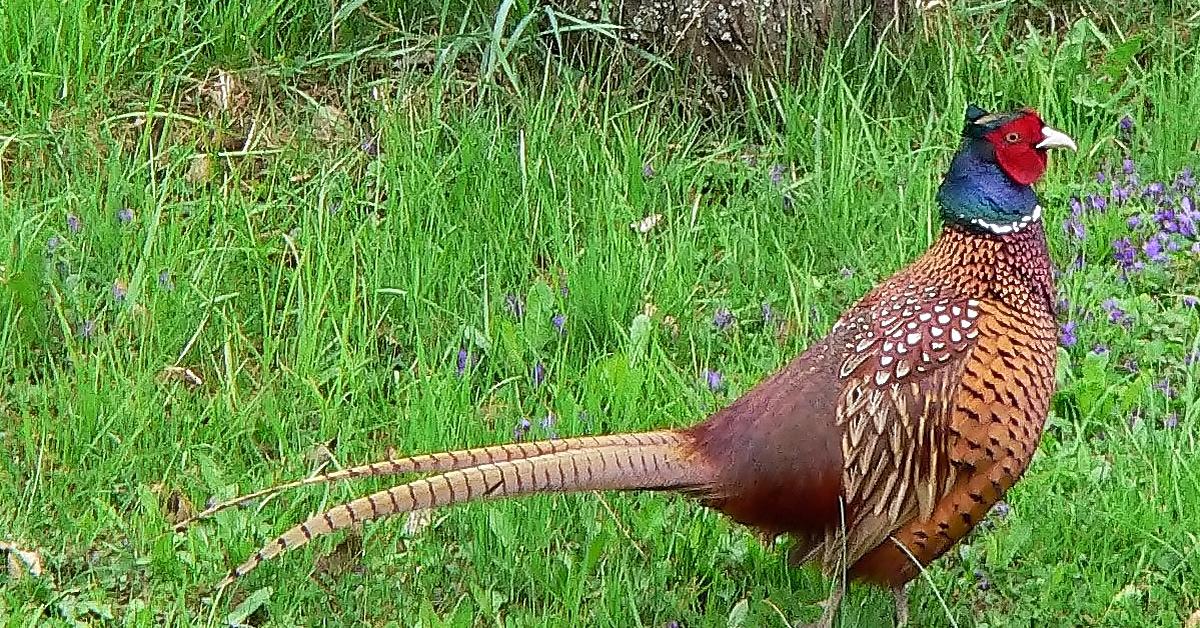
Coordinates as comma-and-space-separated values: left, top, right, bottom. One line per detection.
986, 113, 1050, 186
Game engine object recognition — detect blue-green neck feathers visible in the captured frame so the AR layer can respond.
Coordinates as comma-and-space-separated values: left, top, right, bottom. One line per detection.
937, 139, 1041, 235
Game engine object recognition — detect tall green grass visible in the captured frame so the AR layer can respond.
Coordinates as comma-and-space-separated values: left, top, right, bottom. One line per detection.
1, 2, 1198, 626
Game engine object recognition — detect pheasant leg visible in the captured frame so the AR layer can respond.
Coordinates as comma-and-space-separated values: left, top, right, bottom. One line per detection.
796, 584, 845, 628
892, 583, 910, 627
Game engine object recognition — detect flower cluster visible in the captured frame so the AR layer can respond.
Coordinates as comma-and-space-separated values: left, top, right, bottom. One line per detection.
1082, 157, 1198, 276
43, 206, 174, 341
712, 307, 733, 331
1055, 115, 1196, 431
702, 368, 723, 392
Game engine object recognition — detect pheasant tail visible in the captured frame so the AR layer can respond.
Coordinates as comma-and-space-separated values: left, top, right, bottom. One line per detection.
176, 433, 680, 531
218, 430, 712, 587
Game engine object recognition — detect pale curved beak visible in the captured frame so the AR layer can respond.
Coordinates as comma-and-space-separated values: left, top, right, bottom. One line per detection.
1036, 126, 1077, 151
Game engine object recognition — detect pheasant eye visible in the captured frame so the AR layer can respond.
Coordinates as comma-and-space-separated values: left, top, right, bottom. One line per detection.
1005, 132, 1021, 143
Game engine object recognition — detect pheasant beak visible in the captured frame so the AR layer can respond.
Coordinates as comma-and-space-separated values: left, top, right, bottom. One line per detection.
1035, 126, 1077, 151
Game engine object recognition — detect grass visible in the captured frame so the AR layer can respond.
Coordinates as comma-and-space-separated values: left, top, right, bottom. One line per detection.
2, 2, 1199, 626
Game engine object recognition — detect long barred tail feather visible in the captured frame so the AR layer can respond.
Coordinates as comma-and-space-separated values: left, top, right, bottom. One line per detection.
217, 430, 709, 588
177, 432, 678, 532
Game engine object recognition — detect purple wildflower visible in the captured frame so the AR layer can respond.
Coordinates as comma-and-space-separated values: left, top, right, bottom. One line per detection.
1177, 167, 1195, 190
1063, 217, 1085, 241
1111, 183, 1132, 205
1096, 171, 1107, 184
1180, 208, 1197, 237
540, 413, 558, 439
1155, 208, 1179, 233
117, 207, 134, 224
1120, 358, 1140, 374
1088, 194, 1108, 212
1186, 351, 1200, 367
1192, 242, 1200, 255
360, 137, 379, 157
974, 569, 991, 591
703, 368, 724, 392
1069, 197, 1083, 216
1091, 343, 1109, 355
1143, 235, 1168, 263
769, 163, 785, 185
532, 362, 546, 387
1112, 237, 1137, 270
1145, 181, 1166, 197
1101, 298, 1131, 327
111, 280, 128, 302
1183, 296, 1198, 307
713, 308, 733, 331
839, 267, 854, 279
1059, 321, 1078, 348
1126, 215, 1144, 230
1118, 115, 1134, 133
1122, 157, 1136, 175
1163, 414, 1179, 429
642, 162, 656, 178
456, 348, 470, 376
552, 313, 566, 334
513, 418, 532, 441
1154, 378, 1176, 399
67, 213, 82, 233
505, 293, 525, 319
761, 302, 775, 325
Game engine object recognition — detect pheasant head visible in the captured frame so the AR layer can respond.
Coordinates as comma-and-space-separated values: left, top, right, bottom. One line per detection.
937, 105, 1076, 235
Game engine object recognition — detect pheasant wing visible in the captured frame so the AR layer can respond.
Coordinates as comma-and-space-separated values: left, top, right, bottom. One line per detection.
830, 285, 985, 563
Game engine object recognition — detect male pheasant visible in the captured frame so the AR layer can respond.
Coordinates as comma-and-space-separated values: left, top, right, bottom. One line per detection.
184, 105, 1075, 626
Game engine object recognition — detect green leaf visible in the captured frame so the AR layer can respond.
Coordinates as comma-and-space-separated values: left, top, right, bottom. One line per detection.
331, 0, 369, 32
463, 325, 492, 353
585, 353, 645, 414
1101, 35, 1144, 82
727, 598, 750, 627
1055, 347, 1073, 387
2, 240, 49, 347
523, 279, 556, 351
581, 533, 605, 577
627, 313, 653, 366
224, 586, 273, 626
496, 319, 525, 372
488, 509, 517, 550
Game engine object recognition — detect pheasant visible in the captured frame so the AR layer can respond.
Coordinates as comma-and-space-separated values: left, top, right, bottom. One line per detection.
183, 104, 1076, 626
